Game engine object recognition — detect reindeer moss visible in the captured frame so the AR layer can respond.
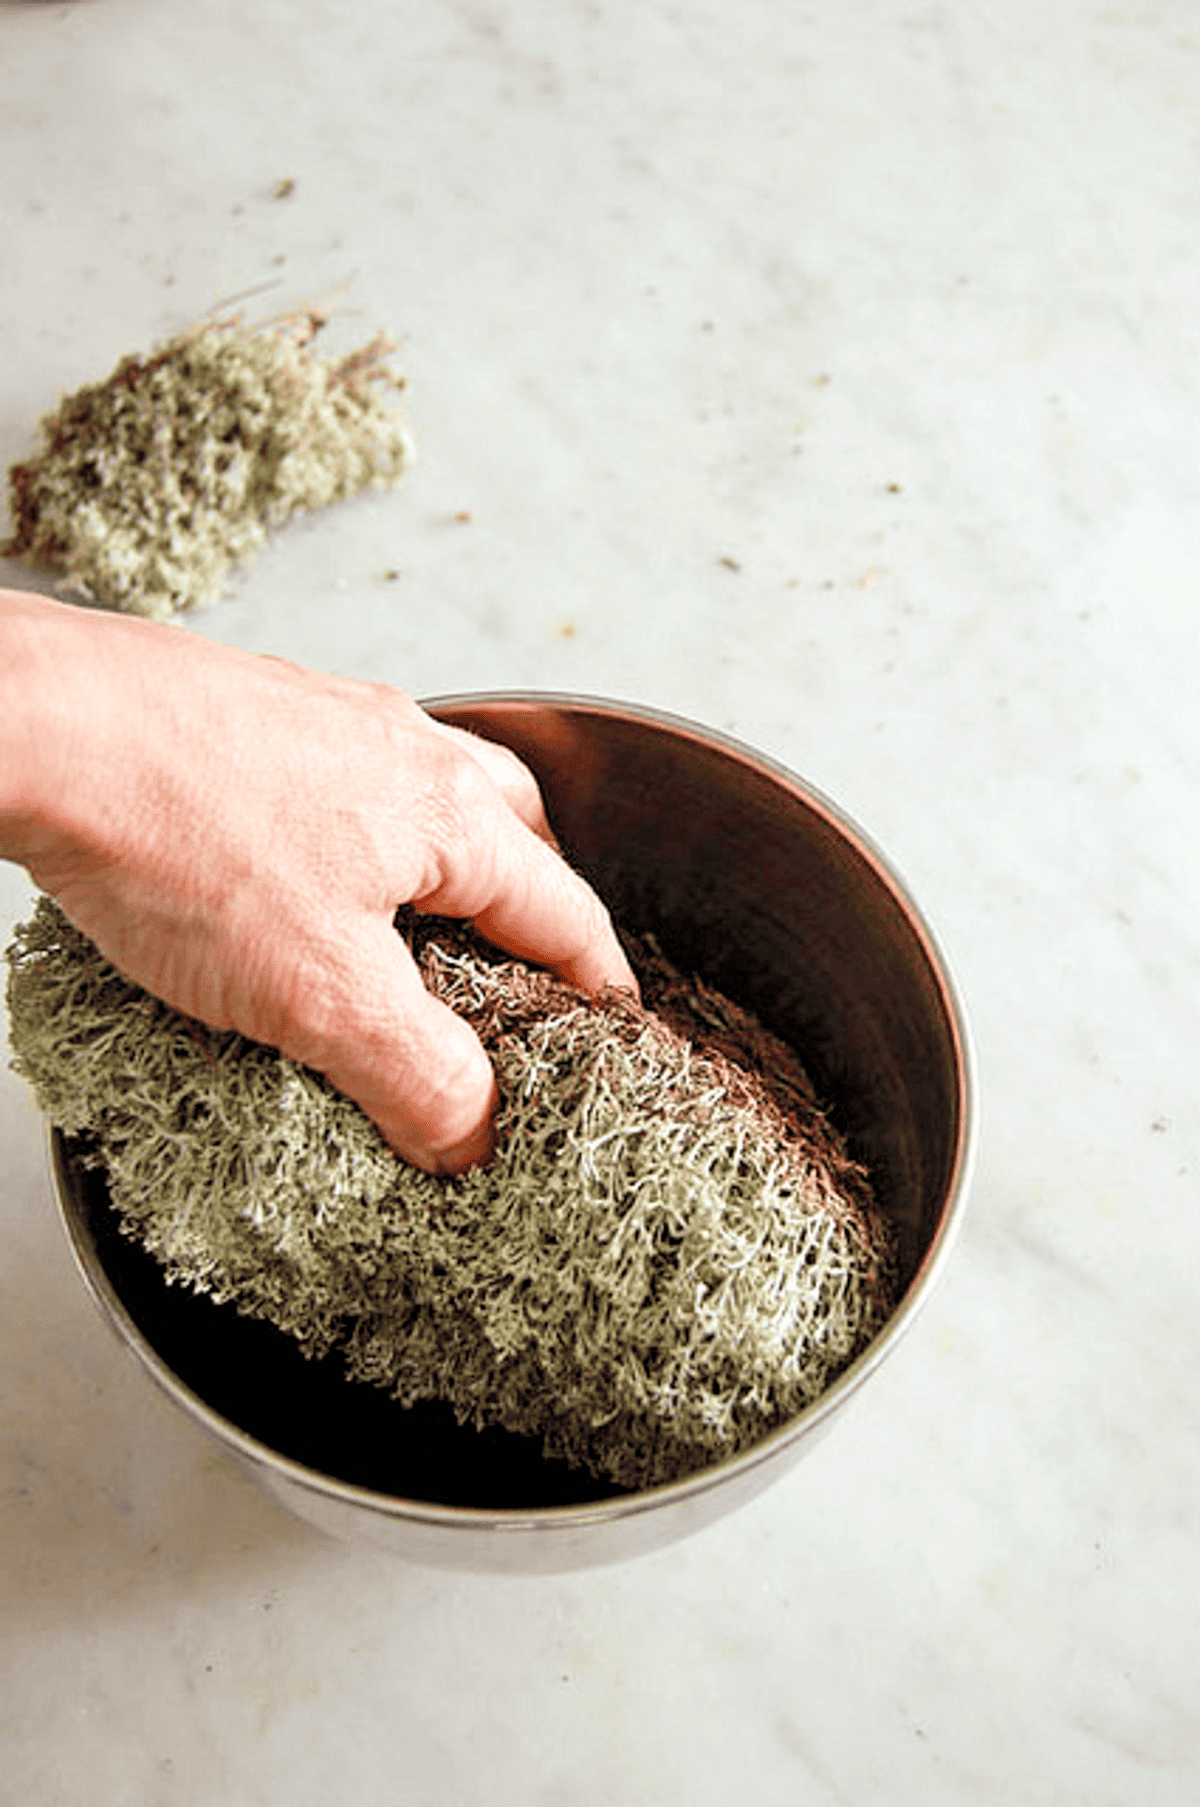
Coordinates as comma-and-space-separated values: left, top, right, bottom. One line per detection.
5, 896, 896, 1491
2, 311, 411, 619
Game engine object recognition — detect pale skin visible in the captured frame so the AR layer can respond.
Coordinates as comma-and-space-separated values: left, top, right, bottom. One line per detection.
0, 589, 637, 1174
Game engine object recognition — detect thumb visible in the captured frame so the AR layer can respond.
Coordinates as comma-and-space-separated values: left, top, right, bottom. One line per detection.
296, 920, 499, 1176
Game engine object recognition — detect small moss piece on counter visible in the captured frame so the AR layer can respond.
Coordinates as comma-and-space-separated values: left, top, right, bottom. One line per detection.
2, 310, 412, 619
4, 898, 897, 1492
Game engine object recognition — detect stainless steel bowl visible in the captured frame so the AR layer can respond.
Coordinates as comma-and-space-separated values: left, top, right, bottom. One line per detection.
52, 695, 976, 1572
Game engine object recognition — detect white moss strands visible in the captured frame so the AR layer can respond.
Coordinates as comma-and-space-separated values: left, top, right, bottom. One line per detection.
3, 309, 412, 619
5, 897, 897, 1492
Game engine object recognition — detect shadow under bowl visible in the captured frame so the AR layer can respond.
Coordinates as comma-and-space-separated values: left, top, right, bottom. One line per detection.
53, 695, 976, 1572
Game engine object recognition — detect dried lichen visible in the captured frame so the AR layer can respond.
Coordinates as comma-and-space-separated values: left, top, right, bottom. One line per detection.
2, 309, 412, 619
5, 896, 896, 1492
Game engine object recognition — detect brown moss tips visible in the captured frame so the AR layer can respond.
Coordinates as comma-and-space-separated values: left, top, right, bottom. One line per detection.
3, 309, 412, 619
5, 897, 897, 1492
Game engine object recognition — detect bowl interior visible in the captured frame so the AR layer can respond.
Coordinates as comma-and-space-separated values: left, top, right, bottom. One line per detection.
444, 698, 967, 1293
55, 697, 971, 1515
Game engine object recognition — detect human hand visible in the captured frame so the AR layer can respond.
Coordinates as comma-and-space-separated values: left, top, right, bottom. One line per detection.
0, 592, 637, 1173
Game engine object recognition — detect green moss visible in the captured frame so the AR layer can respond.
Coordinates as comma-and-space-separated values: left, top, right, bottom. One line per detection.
3, 311, 411, 619
5, 897, 896, 1491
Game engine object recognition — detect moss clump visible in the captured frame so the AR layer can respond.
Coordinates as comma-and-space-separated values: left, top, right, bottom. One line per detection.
2, 310, 412, 619
5, 897, 896, 1492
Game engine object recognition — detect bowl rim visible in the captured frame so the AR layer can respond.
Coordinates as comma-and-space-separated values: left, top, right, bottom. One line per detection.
51, 690, 978, 1537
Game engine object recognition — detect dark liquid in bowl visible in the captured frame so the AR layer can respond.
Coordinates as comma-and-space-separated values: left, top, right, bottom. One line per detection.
66, 1146, 625, 1511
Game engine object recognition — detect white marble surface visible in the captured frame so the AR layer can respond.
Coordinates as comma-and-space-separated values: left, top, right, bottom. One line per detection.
2, 1, 1199, 1800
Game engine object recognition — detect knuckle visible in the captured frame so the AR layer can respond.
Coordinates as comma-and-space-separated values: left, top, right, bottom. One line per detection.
418, 750, 501, 888
429, 740, 490, 828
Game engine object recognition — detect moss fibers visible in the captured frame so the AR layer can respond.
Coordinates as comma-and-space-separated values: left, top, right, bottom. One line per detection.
5, 897, 896, 1492
3, 311, 411, 619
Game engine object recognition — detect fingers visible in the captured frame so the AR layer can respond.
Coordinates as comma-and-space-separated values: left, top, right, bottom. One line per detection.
478, 834, 639, 998
280, 918, 500, 1176
416, 806, 638, 1003
382, 710, 629, 998
425, 719, 557, 845
408, 724, 639, 1003
290, 803, 634, 1174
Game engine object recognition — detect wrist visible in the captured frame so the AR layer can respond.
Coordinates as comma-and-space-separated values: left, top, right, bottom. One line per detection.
0, 591, 124, 876
0, 594, 69, 854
